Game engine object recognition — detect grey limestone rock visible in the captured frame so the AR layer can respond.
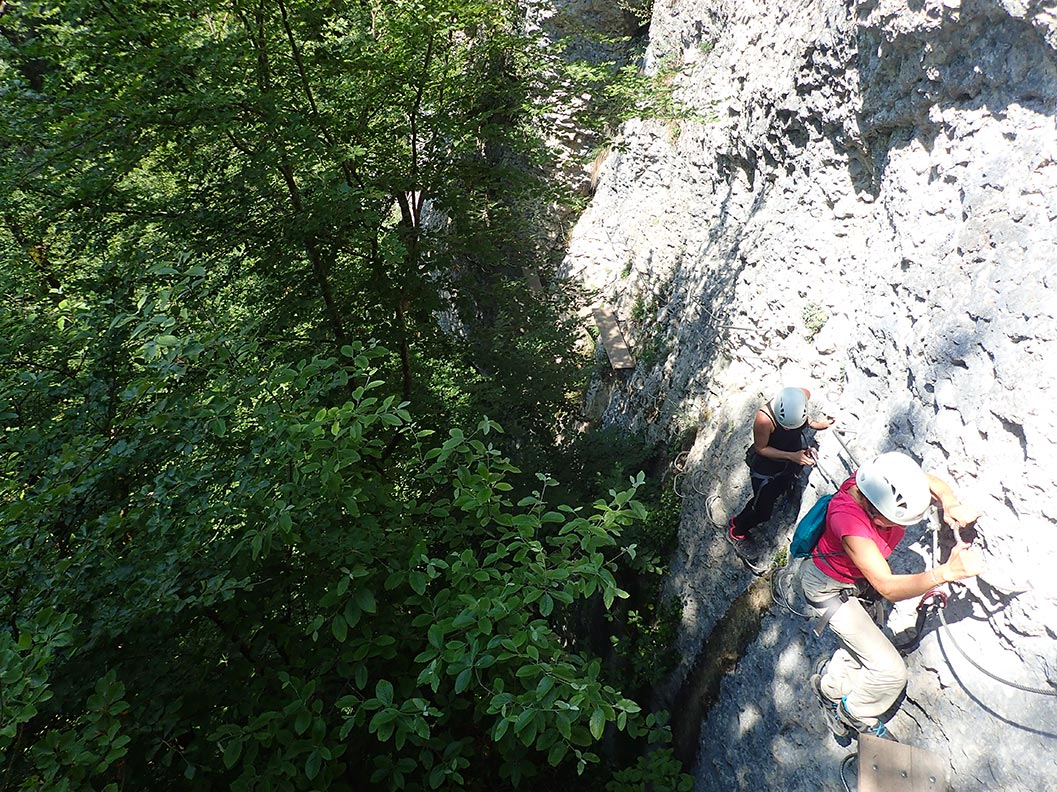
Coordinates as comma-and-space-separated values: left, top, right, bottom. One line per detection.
559, 0, 1057, 789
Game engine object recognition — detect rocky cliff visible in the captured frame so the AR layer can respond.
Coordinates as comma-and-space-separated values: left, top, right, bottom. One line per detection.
560, 1, 1057, 789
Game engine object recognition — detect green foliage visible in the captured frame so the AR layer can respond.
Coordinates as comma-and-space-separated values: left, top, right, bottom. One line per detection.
624, 488, 682, 572
610, 597, 683, 691
566, 58, 685, 133
616, 0, 655, 31
552, 426, 661, 503
626, 281, 674, 368
605, 746, 693, 792
630, 295, 648, 325
635, 331, 670, 368
609, 489, 683, 689
0, 257, 670, 788
0, 1, 690, 789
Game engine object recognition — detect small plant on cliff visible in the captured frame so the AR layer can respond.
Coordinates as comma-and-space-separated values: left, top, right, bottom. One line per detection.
803, 302, 829, 339
636, 331, 670, 368
631, 295, 648, 324
617, 0, 654, 31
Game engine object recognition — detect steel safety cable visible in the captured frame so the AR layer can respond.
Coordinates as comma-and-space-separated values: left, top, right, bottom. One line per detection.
930, 516, 1056, 697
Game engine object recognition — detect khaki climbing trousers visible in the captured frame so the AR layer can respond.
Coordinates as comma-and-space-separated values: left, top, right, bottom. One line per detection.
800, 561, 908, 722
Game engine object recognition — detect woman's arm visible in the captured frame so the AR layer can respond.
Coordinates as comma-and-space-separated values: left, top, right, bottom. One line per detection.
843, 535, 983, 602
925, 473, 980, 529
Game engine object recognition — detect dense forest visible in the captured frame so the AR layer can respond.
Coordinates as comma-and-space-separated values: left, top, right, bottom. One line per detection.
0, 1, 690, 789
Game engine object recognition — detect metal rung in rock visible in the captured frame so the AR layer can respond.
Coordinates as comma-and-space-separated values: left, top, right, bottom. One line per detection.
858, 734, 949, 792
591, 305, 635, 370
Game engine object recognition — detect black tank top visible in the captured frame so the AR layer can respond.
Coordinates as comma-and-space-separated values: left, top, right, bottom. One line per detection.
750, 405, 806, 476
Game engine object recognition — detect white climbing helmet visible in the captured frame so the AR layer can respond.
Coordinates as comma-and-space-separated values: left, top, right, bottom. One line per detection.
771, 387, 809, 429
856, 452, 932, 526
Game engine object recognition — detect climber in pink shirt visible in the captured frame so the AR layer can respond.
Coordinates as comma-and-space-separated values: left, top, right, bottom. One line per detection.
800, 451, 983, 740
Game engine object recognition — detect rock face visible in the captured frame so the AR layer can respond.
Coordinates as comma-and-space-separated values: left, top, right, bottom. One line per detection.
560, 0, 1057, 789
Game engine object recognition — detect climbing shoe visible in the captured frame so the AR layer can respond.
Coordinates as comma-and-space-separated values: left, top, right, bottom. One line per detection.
812, 655, 830, 678
728, 518, 749, 542
811, 674, 849, 738
836, 697, 898, 742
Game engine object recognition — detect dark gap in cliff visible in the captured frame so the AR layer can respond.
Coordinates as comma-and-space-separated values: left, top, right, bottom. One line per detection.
669, 574, 774, 769
995, 415, 1028, 461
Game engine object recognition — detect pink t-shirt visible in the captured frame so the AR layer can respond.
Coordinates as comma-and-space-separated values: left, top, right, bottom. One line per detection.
813, 475, 906, 583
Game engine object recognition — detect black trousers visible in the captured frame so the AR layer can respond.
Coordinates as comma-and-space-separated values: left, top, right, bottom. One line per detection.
731, 469, 795, 537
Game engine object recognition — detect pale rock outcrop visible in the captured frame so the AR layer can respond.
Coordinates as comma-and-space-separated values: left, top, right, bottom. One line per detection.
561, 0, 1057, 789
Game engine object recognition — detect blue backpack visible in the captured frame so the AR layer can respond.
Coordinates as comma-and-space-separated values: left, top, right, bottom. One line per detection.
790, 493, 834, 558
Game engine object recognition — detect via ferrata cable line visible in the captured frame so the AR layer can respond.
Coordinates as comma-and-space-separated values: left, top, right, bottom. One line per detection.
929, 514, 1057, 698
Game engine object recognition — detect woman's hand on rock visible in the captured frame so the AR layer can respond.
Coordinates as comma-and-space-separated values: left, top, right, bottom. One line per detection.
943, 502, 980, 530
946, 541, 984, 582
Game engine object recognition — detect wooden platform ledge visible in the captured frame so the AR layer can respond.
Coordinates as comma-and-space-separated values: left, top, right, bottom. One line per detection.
591, 305, 635, 370
858, 733, 949, 792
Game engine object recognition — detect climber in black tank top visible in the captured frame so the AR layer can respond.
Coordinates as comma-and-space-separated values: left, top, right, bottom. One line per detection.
730, 387, 833, 542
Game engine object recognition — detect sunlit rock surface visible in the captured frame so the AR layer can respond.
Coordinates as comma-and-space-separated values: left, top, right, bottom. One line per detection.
560, 0, 1057, 789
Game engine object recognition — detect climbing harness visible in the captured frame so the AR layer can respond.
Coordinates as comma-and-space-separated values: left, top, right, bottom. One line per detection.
805, 579, 888, 638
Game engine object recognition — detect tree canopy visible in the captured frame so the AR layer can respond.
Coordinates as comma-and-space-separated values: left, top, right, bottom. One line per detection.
0, 1, 690, 789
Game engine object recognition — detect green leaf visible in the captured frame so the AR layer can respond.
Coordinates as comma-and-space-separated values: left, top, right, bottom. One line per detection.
589, 708, 605, 740
547, 741, 568, 766
556, 715, 572, 740
356, 588, 377, 614
514, 708, 534, 735
454, 667, 472, 694
332, 614, 348, 643
494, 717, 510, 741
222, 739, 242, 769
305, 749, 322, 781
376, 680, 394, 707
409, 570, 427, 595
344, 599, 362, 630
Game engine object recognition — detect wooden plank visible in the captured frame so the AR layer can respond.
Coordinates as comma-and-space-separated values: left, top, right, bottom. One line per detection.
591, 305, 635, 370
858, 734, 949, 792
523, 269, 544, 293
